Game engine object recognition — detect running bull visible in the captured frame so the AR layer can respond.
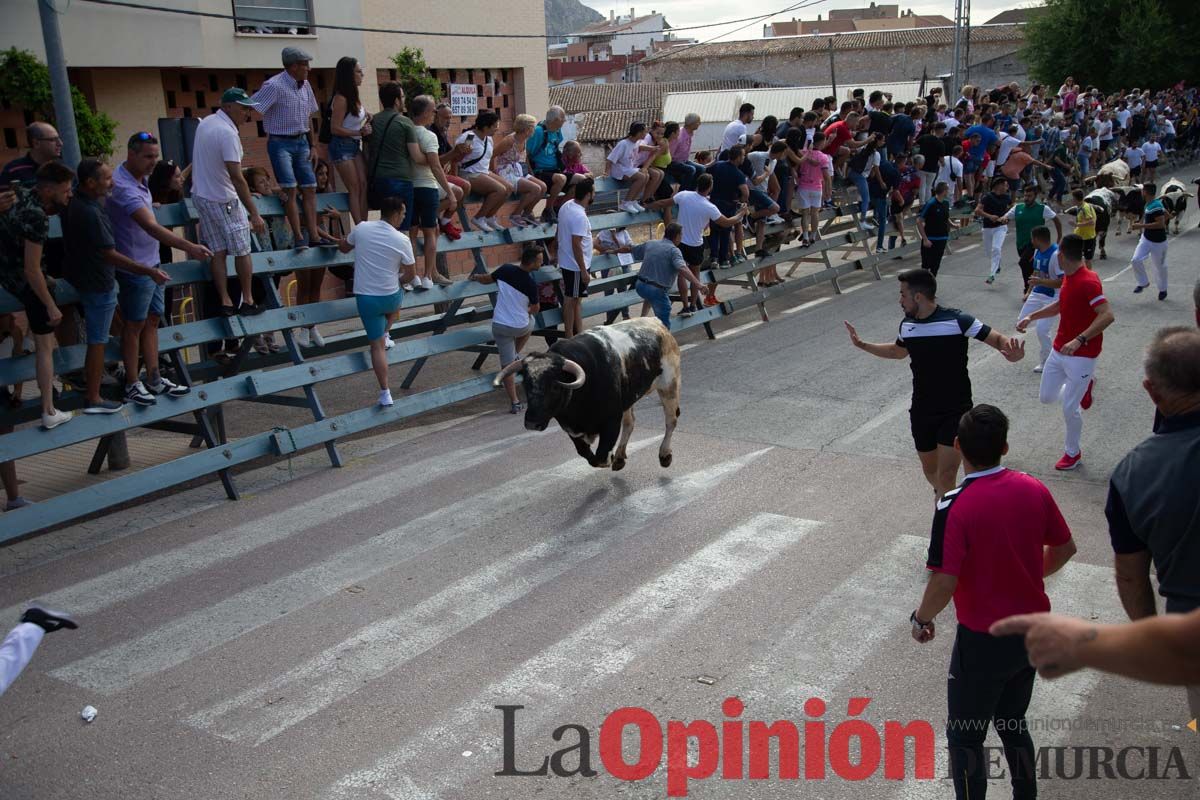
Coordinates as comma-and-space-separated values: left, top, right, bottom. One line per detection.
1114, 179, 1193, 235
494, 317, 682, 470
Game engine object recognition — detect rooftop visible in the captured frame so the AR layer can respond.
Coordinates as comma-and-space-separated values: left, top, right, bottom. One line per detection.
549, 79, 758, 114
571, 12, 665, 37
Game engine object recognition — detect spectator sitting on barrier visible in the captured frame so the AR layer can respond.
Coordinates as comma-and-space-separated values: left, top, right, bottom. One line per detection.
454, 111, 509, 233
707, 145, 751, 268
667, 113, 705, 192
607, 122, 652, 215
526, 106, 569, 223
469, 244, 542, 413
429, 102, 467, 240
0, 162, 76, 429
328, 56, 372, 225
0, 123, 63, 188
561, 140, 592, 182
493, 114, 548, 228
742, 140, 784, 284
65, 159, 172, 415
595, 225, 634, 323
721, 103, 758, 158
406, 95, 459, 289
693, 150, 714, 167
640, 121, 673, 223
335, 194, 414, 408
108, 132, 211, 407
636, 222, 707, 329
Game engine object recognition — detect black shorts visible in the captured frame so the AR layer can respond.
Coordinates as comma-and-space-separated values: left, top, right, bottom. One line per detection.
910, 408, 968, 453
533, 170, 560, 187
653, 177, 675, 202
1081, 237, 1096, 260
16, 284, 55, 335
1145, 160, 1158, 169
680, 242, 706, 268
1130, 165, 1142, 178
561, 269, 589, 298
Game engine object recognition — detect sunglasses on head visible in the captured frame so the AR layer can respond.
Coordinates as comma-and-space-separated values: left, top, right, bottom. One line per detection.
131, 131, 159, 146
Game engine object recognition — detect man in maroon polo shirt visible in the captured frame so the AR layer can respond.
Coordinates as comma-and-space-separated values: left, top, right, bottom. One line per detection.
911, 404, 1078, 800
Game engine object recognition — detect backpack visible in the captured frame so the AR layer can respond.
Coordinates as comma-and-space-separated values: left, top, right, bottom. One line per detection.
531, 123, 563, 172
848, 145, 873, 174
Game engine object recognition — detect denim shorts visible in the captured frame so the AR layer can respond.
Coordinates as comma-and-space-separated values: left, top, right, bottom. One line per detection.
411, 186, 440, 229
749, 188, 776, 211
268, 135, 317, 189
116, 272, 165, 322
635, 279, 672, 328
356, 291, 403, 341
328, 136, 361, 164
78, 285, 118, 344
374, 177, 415, 229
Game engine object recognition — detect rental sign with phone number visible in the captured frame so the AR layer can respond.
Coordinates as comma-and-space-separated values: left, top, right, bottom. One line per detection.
450, 84, 479, 117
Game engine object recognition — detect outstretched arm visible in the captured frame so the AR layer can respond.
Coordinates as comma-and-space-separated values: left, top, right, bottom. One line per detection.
845, 321, 907, 359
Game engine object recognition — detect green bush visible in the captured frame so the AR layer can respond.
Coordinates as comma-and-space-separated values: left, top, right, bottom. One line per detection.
0, 47, 116, 159
389, 47, 442, 103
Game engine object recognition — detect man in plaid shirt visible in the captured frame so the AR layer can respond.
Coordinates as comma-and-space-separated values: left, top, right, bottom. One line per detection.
252, 47, 325, 251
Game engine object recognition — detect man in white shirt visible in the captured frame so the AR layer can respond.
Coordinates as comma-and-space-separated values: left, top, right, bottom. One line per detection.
721, 103, 757, 154
190, 88, 267, 314
996, 129, 1022, 168
673, 173, 747, 307
556, 179, 595, 337
335, 195, 415, 407
937, 145, 965, 203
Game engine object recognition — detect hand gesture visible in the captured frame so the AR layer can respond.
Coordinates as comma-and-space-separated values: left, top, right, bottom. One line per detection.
149, 268, 171, 285
1002, 336, 1026, 362
250, 213, 267, 234
1015, 316, 1032, 333
989, 612, 1094, 679
843, 320, 863, 347
187, 242, 213, 261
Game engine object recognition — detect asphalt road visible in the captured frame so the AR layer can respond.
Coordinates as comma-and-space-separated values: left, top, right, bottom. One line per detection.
2, 162, 1199, 800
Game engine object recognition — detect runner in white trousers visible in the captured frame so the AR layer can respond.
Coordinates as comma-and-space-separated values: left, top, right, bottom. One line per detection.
0, 607, 78, 696
1017, 234, 1116, 471
1016, 226, 1064, 372
1129, 183, 1170, 301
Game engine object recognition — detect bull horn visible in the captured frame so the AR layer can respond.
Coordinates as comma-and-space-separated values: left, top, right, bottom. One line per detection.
558, 359, 586, 389
493, 356, 530, 388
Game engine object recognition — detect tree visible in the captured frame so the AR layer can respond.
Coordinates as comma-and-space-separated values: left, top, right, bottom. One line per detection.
1022, 0, 1200, 91
0, 48, 116, 159
389, 47, 442, 104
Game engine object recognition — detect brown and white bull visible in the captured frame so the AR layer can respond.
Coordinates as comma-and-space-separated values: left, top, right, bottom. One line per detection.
494, 317, 682, 470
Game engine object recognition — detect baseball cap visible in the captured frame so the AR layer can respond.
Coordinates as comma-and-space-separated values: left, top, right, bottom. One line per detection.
221, 88, 259, 107
281, 46, 313, 66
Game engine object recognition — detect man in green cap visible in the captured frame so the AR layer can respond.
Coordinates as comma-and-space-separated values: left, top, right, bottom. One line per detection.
191, 87, 268, 315
1003, 183, 1062, 294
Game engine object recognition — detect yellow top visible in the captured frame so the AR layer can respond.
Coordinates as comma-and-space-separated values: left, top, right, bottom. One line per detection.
1074, 202, 1097, 239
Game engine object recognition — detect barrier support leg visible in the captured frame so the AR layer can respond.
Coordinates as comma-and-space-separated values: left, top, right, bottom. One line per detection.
170, 346, 238, 500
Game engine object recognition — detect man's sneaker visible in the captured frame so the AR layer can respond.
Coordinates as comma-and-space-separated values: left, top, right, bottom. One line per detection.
420, 275, 436, 290
383, 335, 395, 350
1033, 364, 1044, 373
1133, 284, 1147, 293
1054, 451, 1082, 471
618, 201, 640, 214
679, 305, 695, 318
402, 281, 414, 291
1158, 290, 1168, 301
440, 219, 463, 241
148, 376, 190, 398
378, 388, 394, 407
703, 294, 719, 307
20, 606, 78, 633
296, 326, 312, 348
238, 302, 264, 316
985, 275, 995, 285
471, 216, 494, 233
125, 381, 157, 407
84, 399, 125, 414
4, 496, 32, 512
510, 402, 523, 414
765, 214, 785, 225
308, 326, 325, 347
41, 409, 72, 429
1080, 379, 1094, 410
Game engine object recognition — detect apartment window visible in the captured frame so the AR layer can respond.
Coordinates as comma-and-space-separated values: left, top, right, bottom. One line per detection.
232, 0, 315, 35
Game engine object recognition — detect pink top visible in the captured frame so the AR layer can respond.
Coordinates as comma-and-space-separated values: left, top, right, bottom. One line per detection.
564, 161, 590, 176
670, 126, 693, 162
797, 149, 833, 191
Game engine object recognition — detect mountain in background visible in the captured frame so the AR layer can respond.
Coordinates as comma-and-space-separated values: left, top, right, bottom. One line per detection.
545, 0, 604, 42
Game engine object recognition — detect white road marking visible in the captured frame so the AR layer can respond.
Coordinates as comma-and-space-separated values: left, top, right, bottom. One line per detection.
1102, 264, 1134, 283
782, 296, 833, 315
717, 319, 765, 339
324, 511, 819, 800
49, 437, 662, 694
1, 433, 534, 624
679, 342, 700, 352
840, 283, 869, 294
186, 449, 772, 744
954, 243, 979, 253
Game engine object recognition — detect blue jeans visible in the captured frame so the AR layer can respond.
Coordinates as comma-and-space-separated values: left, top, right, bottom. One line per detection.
1050, 168, 1067, 201
636, 280, 672, 328
666, 160, 704, 191
78, 285, 118, 344
871, 195, 889, 250
1077, 153, 1090, 176
374, 177, 415, 228
267, 136, 317, 189
116, 272, 165, 322
851, 172, 871, 215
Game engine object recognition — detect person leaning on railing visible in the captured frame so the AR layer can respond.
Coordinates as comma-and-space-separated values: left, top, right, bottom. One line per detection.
468, 244, 543, 414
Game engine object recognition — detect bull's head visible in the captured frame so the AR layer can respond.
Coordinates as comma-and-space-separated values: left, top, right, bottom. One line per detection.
494, 353, 586, 432
1115, 187, 1144, 214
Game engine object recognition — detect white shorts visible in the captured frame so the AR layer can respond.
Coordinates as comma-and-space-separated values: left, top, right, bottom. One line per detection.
796, 189, 824, 209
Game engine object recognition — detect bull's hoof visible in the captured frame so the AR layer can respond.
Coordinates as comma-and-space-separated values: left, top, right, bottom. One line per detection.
589, 457, 611, 469
1099, 252, 1107, 260
659, 453, 673, 468
611, 458, 626, 472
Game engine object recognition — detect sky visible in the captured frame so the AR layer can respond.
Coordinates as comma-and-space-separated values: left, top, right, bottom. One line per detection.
580, 0, 1034, 43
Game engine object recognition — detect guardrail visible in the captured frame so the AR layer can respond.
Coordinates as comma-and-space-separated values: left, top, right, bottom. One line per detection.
0, 182, 979, 542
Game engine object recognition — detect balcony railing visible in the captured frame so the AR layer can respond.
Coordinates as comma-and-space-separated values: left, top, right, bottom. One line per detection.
232, 0, 315, 35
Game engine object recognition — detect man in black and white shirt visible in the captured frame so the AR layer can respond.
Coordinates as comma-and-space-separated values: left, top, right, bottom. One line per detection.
845, 269, 1025, 498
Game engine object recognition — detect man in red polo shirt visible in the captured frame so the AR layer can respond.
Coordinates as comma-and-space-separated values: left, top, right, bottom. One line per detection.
821, 111, 864, 173
1017, 234, 1116, 470
913, 404, 1077, 800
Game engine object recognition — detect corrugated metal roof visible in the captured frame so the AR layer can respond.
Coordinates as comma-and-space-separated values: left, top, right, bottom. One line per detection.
574, 108, 660, 143
643, 23, 1025, 64
662, 81, 928, 125
548, 79, 757, 115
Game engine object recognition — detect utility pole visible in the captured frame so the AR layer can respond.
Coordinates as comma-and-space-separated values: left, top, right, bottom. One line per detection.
828, 36, 837, 99
950, 0, 971, 100
38, 0, 82, 167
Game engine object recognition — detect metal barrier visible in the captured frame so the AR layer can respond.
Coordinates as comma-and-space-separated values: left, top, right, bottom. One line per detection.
0, 186, 978, 542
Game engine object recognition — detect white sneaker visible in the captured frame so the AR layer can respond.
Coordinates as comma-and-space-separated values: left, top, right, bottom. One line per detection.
295, 327, 311, 348
487, 216, 502, 228
41, 408, 72, 430
765, 214, 785, 225
619, 201, 640, 214
383, 334, 395, 349
379, 388, 394, 407
308, 326, 325, 347
402, 281, 414, 291
471, 217, 494, 233
1033, 364, 1044, 373
858, 221, 873, 231
421, 275, 436, 290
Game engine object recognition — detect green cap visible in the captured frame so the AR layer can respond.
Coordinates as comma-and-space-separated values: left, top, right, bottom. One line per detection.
221, 88, 258, 107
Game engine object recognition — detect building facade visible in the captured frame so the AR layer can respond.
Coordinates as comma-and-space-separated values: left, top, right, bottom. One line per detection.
0, 0, 549, 170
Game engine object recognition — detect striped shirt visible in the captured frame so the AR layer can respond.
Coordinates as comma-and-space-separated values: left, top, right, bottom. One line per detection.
896, 306, 991, 414
251, 71, 319, 136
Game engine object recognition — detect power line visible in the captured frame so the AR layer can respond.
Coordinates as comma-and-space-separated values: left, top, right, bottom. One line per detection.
74, 0, 837, 41
642, 0, 833, 66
